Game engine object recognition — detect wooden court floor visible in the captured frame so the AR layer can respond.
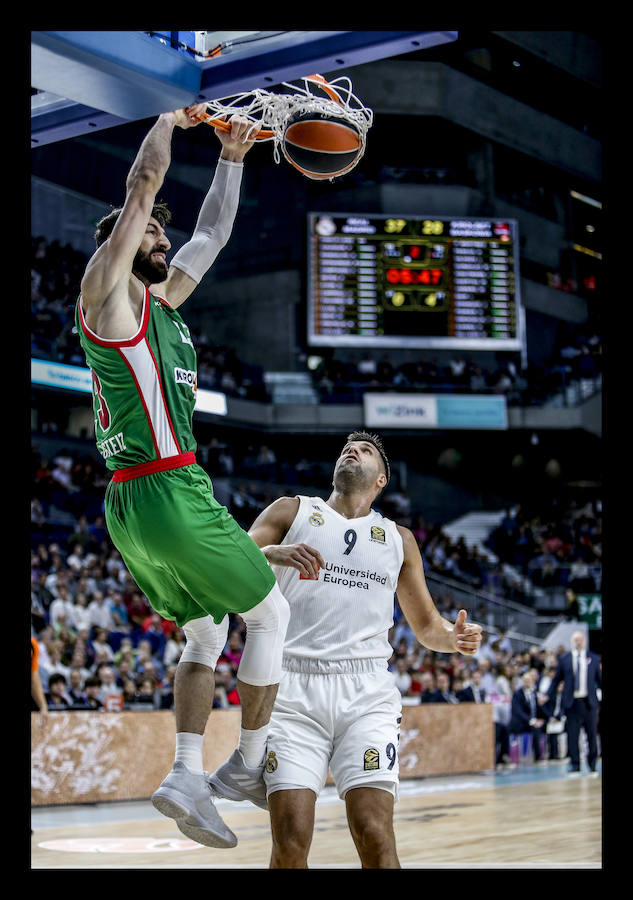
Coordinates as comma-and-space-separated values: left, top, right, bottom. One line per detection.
31, 762, 602, 869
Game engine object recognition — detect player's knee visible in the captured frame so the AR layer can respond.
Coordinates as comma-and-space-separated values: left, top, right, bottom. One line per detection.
271, 810, 312, 865
235, 583, 289, 686
349, 815, 395, 860
180, 614, 229, 669
241, 581, 290, 638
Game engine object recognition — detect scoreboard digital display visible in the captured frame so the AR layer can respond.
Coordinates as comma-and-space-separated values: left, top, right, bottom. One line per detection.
307, 213, 524, 351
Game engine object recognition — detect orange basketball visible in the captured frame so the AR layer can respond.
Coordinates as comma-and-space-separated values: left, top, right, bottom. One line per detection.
282, 112, 363, 180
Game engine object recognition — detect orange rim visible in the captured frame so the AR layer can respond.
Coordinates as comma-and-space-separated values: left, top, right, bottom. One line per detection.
193, 73, 345, 139
193, 110, 275, 140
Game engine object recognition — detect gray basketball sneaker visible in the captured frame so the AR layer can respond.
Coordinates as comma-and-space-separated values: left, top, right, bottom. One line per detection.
151, 761, 238, 848
208, 749, 269, 810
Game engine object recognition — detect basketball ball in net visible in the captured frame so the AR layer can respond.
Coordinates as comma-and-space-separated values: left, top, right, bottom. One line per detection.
282, 111, 363, 180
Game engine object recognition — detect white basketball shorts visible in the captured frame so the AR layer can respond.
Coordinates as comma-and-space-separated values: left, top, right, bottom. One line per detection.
263, 656, 402, 801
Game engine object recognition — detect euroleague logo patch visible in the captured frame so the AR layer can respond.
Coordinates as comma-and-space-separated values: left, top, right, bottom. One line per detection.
370, 526, 386, 543
364, 748, 380, 771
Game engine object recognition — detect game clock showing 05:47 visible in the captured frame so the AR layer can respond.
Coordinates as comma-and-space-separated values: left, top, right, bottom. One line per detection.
307, 213, 524, 351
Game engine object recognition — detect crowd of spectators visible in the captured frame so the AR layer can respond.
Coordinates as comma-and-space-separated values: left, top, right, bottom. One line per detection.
32, 234, 602, 411
31, 425, 601, 734
32, 495, 602, 769
308, 328, 602, 407
31, 235, 267, 402
387, 613, 601, 768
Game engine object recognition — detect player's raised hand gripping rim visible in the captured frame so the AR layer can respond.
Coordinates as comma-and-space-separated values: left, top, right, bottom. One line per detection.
452, 609, 483, 655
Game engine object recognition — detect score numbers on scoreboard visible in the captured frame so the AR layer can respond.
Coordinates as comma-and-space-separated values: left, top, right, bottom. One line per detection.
307, 213, 523, 351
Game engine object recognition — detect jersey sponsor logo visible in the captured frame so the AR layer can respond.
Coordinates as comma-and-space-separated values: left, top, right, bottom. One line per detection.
323, 561, 387, 587
174, 367, 197, 394
309, 512, 324, 526
97, 431, 127, 460
364, 748, 380, 771
370, 526, 386, 543
265, 750, 278, 773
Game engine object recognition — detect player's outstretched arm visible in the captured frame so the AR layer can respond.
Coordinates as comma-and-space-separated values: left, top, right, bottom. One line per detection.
81, 108, 203, 312
395, 526, 483, 656
248, 497, 324, 579
155, 115, 261, 309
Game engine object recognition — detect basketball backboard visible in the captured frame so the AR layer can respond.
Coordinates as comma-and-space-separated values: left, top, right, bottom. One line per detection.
31, 30, 458, 146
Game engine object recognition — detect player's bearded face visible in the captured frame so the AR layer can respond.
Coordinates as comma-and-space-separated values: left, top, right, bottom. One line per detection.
133, 244, 168, 283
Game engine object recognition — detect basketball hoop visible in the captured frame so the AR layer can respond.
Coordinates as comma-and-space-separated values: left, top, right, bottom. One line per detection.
192, 74, 373, 180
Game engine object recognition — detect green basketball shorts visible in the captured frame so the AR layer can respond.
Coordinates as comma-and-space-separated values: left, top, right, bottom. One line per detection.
104, 461, 276, 626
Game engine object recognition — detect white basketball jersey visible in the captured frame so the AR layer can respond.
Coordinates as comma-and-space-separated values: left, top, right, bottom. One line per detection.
272, 495, 404, 661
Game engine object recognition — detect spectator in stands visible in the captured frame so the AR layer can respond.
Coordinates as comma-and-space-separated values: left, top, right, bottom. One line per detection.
67, 667, 88, 707
68, 591, 90, 633
46, 672, 70, 709
86, 590, 114, 632
457, 668, 486, 704
222, 629, 244, 672
418, 671, 436, 703
139, 612, 167, 659
163, 627, 186, 668
547, 683, 567, 761
159, 665, 177, 710
40, 641, 71, 689
83, 675, 104, 710
125, 591, 151, 632
108, 590, 130, 632
392, 657, 414, 696
213, 661, 241, 708
569, 556, 596, 594
133, 638, 164, 680
31, 570, 55, 624
427, 671, 459, 704
134, 675, 159, 708
90, 627, 114, 663
122, 678, 138, 708
509, 671, 546, 763
96, 665, 123, 708
114, 655, 134, 688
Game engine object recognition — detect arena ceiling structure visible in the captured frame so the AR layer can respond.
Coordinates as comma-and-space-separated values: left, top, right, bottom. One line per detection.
31, 30, 458, 147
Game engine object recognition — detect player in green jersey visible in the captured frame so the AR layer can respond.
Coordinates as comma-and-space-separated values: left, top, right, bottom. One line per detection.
77, 105, 290, 848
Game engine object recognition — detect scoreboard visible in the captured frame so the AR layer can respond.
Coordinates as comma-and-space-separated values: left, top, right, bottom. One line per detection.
307, 213, 524, 351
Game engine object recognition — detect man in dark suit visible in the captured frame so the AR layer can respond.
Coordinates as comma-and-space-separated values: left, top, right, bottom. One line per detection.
509, 671, 546, 762
546, 630, 601, 777
427, 671, 459, 704
457, 668, 486, 704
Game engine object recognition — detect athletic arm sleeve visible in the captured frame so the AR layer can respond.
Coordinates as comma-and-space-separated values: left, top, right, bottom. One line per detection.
169, 157, 244, 284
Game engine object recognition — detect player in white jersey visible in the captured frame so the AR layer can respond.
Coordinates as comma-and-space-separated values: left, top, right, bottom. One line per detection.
247, 430, 483, 868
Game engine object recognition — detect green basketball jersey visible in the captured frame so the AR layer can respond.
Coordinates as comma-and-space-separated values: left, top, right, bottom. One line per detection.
75, 285, 198, 471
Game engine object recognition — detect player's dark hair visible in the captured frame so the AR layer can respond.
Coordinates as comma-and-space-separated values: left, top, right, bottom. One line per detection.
345, 430, 391, 485
94, 201, 172, 248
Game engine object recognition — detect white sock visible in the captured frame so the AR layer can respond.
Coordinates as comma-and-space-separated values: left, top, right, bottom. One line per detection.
238, 724, 268, 768
175, 732, 204, 774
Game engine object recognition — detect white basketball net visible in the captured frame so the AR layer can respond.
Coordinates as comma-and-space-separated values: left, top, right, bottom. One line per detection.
204, 75, 374, 168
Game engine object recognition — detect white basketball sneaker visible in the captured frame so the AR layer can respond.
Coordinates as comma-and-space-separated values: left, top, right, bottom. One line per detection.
152, 761, 238, 848
208, 749, 268, 810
